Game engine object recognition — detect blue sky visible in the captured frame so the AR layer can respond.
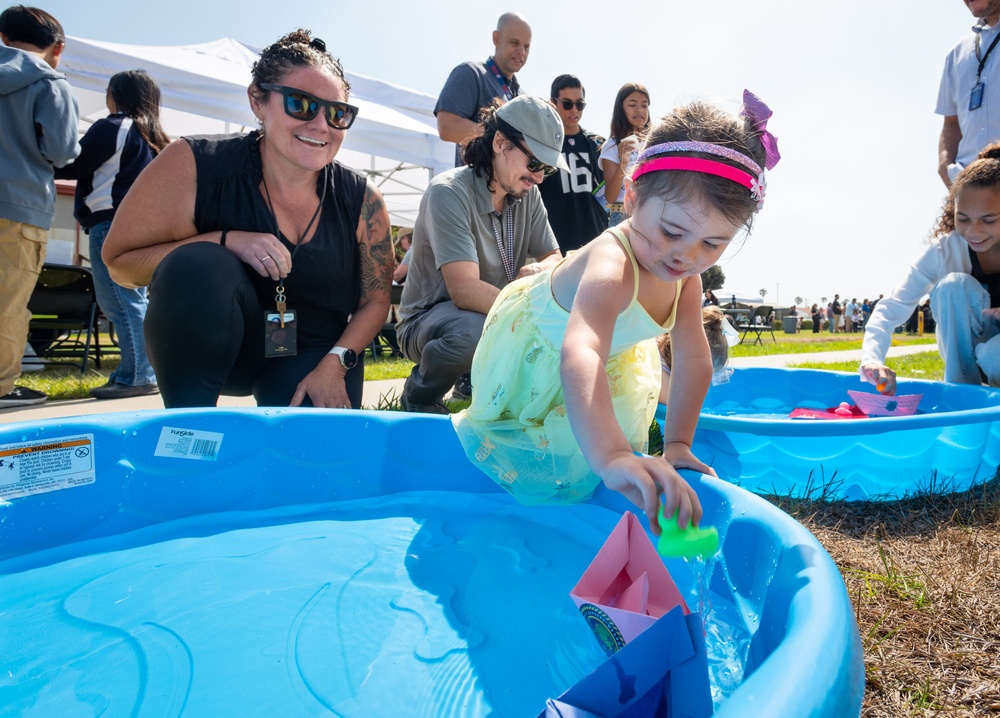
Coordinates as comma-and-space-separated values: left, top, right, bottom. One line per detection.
41, 0, 974, 307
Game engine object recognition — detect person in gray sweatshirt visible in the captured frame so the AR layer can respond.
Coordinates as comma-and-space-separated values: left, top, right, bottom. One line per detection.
0, 5, 80, 407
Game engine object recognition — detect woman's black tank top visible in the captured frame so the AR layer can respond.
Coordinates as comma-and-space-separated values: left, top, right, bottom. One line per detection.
185, 131, 367, 350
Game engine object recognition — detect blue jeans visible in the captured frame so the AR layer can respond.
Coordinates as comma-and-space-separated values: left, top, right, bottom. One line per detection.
89, 220, 156, 386
931, 272, 1000, 385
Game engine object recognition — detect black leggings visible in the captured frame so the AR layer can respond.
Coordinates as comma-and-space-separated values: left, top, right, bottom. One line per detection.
144, 243, 364, 408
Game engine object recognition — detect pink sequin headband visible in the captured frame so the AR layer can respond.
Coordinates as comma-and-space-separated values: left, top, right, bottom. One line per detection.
632, 147, 767, 208
632, 89, 780, 210
631, 156, 760, 198
636, 141, 763, 175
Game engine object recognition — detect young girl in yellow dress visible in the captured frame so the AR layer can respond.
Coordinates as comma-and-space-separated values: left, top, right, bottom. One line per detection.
451, 92, 780, 534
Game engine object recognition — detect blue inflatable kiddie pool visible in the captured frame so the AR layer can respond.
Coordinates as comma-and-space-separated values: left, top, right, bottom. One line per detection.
0, 409, 863, 717
669, 367, 1000, 500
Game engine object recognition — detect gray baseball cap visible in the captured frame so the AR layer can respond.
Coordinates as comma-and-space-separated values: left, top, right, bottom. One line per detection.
496, 95, 570, 172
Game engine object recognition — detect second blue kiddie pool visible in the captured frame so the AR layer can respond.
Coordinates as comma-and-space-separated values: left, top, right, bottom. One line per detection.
676, 367, 1000, 500
0, 409, 863, 717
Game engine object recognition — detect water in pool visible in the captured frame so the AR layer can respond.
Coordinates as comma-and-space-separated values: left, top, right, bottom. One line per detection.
0, 492, 746, 716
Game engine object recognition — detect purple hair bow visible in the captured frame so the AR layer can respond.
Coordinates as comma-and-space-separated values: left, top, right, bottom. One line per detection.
741, 90, 780, 170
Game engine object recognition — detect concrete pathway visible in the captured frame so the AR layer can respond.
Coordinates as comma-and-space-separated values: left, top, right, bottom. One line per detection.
0, 342, 939, 424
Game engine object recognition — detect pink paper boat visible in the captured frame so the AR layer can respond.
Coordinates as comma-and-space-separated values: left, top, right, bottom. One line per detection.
847, 390, 923, 417
789, 405, 867, 420
570, 511, 688, 654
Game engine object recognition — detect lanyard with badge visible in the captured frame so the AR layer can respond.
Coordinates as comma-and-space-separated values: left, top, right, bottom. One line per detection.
260, 165, 327, 357
971, 27, 1000, 110
488, 200, 517, 283
485, 57, 515, 102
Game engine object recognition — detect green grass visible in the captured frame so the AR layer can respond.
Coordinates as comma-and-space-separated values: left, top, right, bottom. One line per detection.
367, 333, 943, 380
848, 539, 930, 608
18, 332, 944, 401
792, 350, 944, 382
729, 332, 936, 358
18, 359, 119, 400
363, 356, 414, 381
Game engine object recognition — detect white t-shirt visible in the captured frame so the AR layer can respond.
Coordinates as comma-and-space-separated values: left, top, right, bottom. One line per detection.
937, 20, 1000, 176
598, 137, 639, 206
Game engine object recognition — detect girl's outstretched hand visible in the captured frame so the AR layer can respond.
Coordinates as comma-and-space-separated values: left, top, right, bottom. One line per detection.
860, 363, 897, 395
599, 451, 703, 535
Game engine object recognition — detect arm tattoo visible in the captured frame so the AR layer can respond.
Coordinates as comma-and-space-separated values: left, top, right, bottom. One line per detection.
359, 183, 394, 298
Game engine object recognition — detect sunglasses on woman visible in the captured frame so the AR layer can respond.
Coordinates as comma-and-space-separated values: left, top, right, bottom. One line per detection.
259, 83, 359, 130
512, 142, 558, 176
554, 98, 587, 112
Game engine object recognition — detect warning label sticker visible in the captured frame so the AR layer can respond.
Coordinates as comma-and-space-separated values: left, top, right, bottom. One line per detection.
0, 434, 96, 501
154, 426, 223, 461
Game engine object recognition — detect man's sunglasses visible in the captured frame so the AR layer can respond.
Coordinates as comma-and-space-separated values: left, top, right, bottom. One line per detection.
512, 142, 558, 176
554, 98, 587, 112
259, 83, 358, 130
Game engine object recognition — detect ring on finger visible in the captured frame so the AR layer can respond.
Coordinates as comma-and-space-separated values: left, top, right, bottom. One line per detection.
261, 255, 273, 263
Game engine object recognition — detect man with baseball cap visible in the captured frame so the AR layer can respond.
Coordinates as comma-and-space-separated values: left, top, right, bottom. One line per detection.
397, 95, 565, 414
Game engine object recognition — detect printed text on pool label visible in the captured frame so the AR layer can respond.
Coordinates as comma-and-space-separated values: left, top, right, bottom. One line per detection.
0, 434, 96, 500
154, 426, 224, 461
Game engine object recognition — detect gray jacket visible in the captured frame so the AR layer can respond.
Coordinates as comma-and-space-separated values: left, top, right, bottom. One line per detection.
0, 46, 80, 229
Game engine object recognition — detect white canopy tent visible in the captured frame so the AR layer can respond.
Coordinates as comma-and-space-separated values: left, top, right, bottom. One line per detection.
59, 35, 452, 226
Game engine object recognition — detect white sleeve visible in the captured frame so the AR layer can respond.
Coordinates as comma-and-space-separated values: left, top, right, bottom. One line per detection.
860, 241, 948, 368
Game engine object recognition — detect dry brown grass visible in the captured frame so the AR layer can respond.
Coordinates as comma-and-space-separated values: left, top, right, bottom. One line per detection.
759, 473, 1000, 717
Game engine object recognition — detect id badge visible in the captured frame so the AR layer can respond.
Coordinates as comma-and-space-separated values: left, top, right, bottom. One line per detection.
970, 82, 985, 111
264, 311, 297, 357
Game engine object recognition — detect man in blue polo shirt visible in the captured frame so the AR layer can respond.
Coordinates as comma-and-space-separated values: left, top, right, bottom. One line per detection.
435, 12, 531, 166
938, 0, 1000, 185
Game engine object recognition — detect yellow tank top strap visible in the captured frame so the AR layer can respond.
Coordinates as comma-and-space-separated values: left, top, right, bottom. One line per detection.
608, 227, 640, 303
607, 227, 684, 330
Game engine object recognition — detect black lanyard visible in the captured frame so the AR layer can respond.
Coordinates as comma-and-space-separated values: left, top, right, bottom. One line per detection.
261, 167, 327, 265
260, 164, 327, 312
976, 27, 1000, 82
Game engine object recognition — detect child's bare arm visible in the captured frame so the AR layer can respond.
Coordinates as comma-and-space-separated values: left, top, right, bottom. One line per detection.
560, 244, 702, 532
560, 242, 634, 471
662, 276, 714, 448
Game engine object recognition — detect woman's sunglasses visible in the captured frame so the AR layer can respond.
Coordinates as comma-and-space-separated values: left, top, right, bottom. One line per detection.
259, 83, 358, 130
554, 98, 587, 112
512, 142, 558, 176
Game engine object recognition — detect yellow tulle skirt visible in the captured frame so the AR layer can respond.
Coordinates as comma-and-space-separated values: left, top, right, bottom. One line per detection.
451, 274, 660, 505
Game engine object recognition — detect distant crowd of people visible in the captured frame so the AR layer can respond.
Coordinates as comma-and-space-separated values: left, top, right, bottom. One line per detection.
807, 295, 887, 334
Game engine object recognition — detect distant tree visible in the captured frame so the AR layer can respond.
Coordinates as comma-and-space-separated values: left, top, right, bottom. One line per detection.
759, 288, 767, 300
700, 265, 725, 291
821, 296, 828, 304
794, 295, 804, 306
